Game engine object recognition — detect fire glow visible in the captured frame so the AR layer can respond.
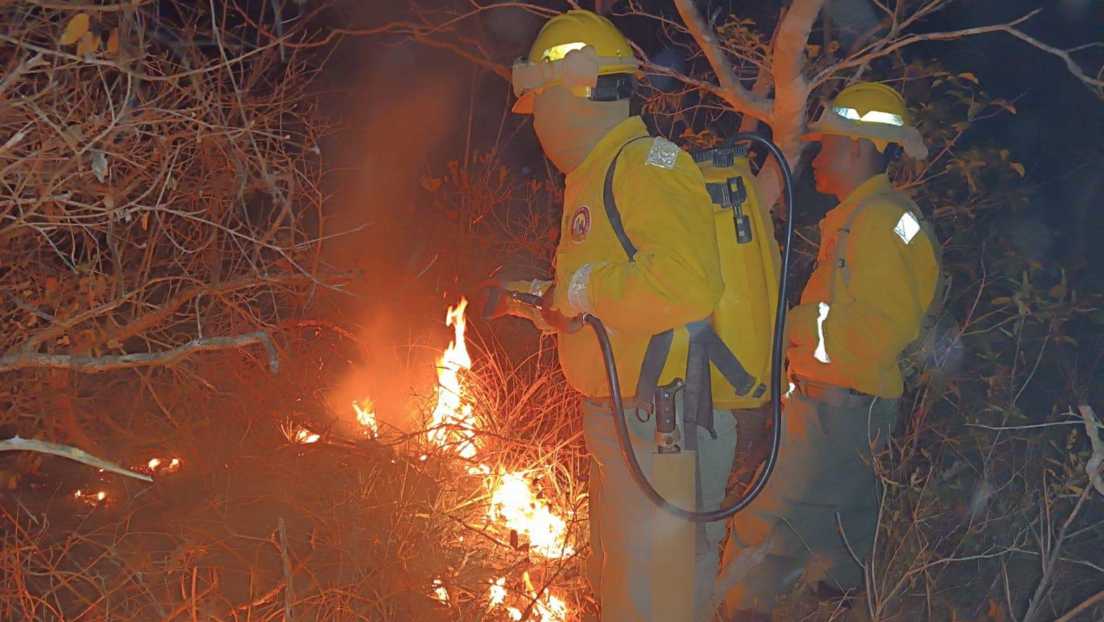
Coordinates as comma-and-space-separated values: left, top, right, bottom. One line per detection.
490, 473, 573, 559
352, 398, 379, 438
350, 299, 571, 617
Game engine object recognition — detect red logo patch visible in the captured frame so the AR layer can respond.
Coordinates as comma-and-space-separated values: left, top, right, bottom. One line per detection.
570, 206, 591, 243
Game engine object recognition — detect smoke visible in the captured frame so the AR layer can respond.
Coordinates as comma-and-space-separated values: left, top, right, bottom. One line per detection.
316, 7, 475, 433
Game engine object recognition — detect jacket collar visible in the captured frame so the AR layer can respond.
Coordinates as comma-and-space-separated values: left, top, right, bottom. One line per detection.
567, 116, 649, 185
841, 173, 891, 208
828, 173, 891, 223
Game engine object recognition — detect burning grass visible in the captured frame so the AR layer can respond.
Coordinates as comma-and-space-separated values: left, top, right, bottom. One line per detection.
0, 300, 591, 621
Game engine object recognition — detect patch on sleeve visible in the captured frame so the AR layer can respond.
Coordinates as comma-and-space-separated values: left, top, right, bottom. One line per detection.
644, 137, 680, 170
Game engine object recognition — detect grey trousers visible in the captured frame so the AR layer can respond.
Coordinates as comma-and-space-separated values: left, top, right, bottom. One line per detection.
583, 398, 737, 622
722, 381, 898, 614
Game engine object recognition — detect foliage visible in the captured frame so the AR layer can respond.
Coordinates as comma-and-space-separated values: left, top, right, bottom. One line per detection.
0, 1, 347, 456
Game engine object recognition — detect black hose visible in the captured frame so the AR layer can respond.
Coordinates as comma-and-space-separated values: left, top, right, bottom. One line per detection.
590, 132, 795, 523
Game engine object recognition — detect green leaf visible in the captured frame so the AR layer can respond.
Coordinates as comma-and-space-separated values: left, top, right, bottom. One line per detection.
959, 72, 980, 84
1010, 162, 1026, 177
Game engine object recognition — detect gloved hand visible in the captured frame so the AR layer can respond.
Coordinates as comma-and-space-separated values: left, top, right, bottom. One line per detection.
785, 302, 820, 347
539, 285, 584, 333
480, 265, 551, 321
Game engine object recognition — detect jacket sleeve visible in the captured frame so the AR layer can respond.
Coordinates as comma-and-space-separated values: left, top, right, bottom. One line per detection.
558, 157, 724, 337
803, 206, 930, 370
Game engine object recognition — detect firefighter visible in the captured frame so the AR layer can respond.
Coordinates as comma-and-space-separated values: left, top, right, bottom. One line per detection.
486, 10, 734, 621
722, 82, 941, 619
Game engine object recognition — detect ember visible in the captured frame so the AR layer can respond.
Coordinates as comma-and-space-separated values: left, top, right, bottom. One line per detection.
73, 489, 106, 506
281, 422, 320, 445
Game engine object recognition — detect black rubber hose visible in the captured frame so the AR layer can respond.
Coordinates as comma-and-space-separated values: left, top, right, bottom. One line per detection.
591, 131, 795, 523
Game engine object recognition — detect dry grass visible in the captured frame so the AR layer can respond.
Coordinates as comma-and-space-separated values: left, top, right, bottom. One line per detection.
1, 322, 593, 622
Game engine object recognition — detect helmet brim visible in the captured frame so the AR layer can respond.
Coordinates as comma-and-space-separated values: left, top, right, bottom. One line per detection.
512, 91, 536, 114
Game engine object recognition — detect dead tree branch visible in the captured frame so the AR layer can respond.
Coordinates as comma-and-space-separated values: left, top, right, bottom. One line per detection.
0, 435, 152, 482
0, 332, 279, 374
672, 0, 773, 124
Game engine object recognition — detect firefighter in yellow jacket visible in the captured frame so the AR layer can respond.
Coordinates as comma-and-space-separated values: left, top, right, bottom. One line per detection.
723, 83, 941, 619
486, 10, 735, 621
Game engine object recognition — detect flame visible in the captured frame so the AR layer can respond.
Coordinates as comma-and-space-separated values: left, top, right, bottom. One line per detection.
148, 458, 161, 469
352, 399, 379, 437
490, 473, 573, 559
488, 577, 508, 607
427, 298, 479, 459
418, 299, 573, 620
487, 574, 566, 622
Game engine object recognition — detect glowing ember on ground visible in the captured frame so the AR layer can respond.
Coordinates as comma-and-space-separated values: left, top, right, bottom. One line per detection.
490, 473, 573, 559
144, 457, 183, 473
427, 298, 479, 459
431, 579, 449, 604
352, 398, 379, 437
74, 490, 106, 506
280, 420, 321, 445
296, 429, 320, 444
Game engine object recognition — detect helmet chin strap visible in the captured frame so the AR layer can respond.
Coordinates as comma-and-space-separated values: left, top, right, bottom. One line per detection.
532, 87, 630, 174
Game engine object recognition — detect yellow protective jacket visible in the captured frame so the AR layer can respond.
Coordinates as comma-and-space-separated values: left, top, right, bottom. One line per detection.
548, 117, 724, 399
788, 174, 939, 399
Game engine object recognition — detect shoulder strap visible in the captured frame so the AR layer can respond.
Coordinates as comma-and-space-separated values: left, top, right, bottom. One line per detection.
603, 136, 651, 260
828, 196, 876, 303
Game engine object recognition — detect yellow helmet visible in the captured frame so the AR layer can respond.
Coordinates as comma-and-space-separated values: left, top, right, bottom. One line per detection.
511, 10, 642, 114
801, 82, 928, 160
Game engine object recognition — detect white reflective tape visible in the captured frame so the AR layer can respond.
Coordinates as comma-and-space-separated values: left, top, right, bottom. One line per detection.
833, 106, 905, 127
814, 302, 832, 364
894, 212, 921, 245
542, 42, 587, 62
784, 382, 796, 398
566, 263, 596, 314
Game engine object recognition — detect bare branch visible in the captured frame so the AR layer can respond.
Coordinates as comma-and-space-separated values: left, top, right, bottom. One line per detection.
672, 0, 772, 123
1054, 588, 1104, 622
1079, 404, 1104, 498
0, 332, 279, 374
815, 9, 1103, 96
0, 435, 152, 482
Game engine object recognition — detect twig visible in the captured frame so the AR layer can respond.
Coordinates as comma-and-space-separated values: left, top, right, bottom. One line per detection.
1022, 484, 1095, 622
0, 435, 152, 482
1053, 588, 1104, 622
0, 331, 280, 374
277, 517, 295, 622
1078, 404, 1104, 498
